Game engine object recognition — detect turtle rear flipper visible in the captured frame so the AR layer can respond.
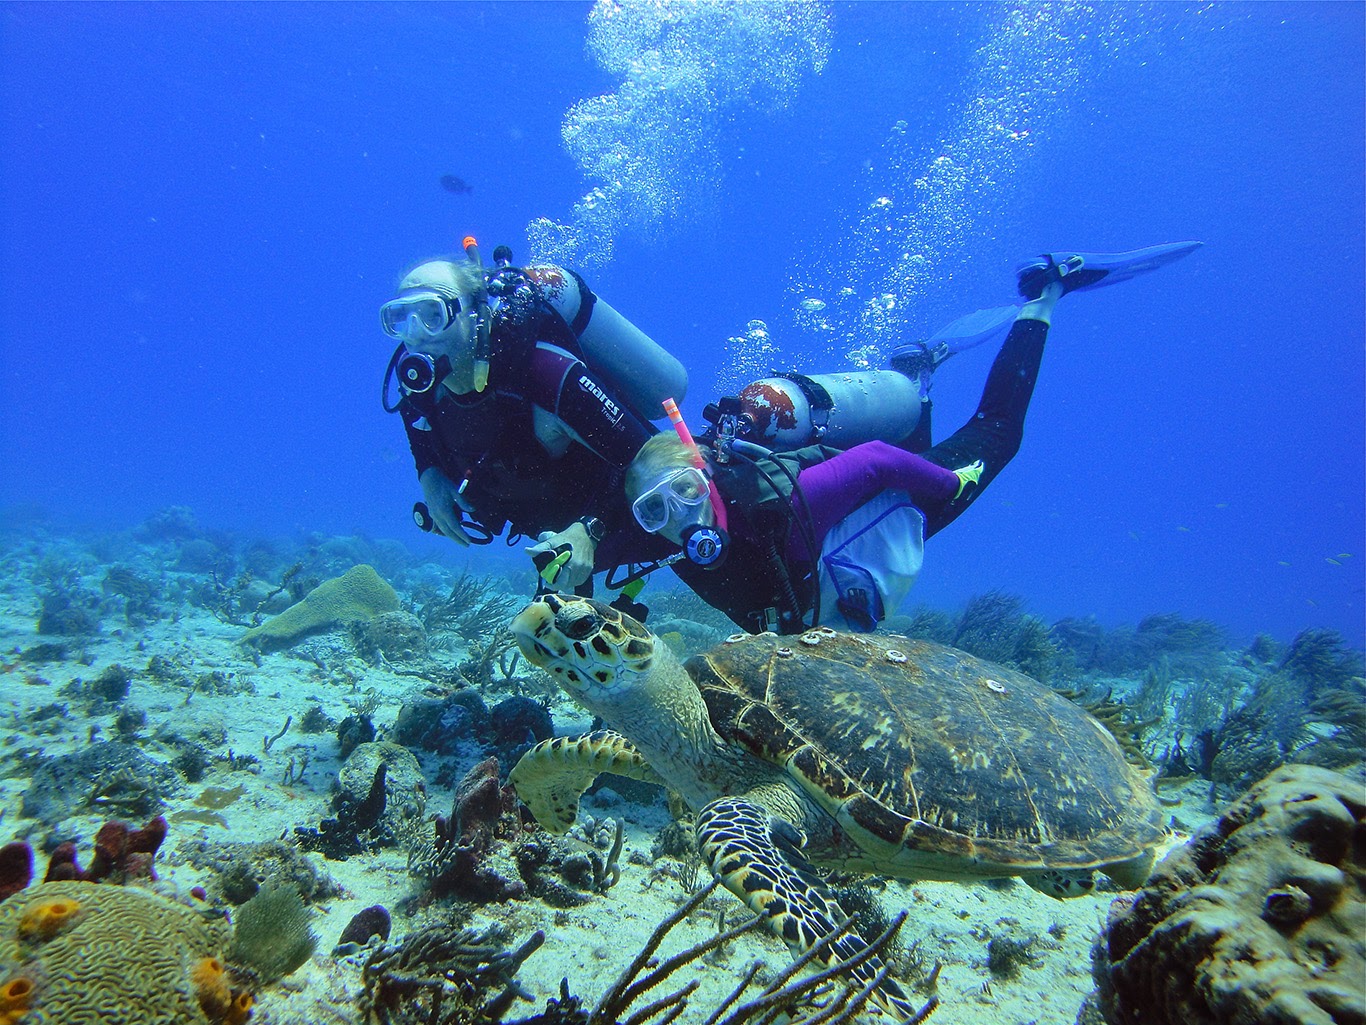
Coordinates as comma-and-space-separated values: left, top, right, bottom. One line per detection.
698, 796, 920, 1021
510, 731, 664, 834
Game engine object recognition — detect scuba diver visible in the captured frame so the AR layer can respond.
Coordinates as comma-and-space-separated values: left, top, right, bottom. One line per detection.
616, 242, 1203, 634
381, 238, 685, 590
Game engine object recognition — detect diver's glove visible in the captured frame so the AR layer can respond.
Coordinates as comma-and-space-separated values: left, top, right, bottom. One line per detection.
527, 522, 596, 589
419, 467, 475, 547
953, 460, 985, 500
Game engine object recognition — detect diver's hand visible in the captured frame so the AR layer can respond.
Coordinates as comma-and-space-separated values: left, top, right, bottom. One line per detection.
419, 467, 474, 547
527, 523, 596, 589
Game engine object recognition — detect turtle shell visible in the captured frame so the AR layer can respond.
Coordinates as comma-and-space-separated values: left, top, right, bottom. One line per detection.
685, 629, 1166, 876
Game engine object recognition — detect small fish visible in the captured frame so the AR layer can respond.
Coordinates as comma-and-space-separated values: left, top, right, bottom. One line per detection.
439, 174, 473, 195
1215, 502, 1228, 509
1176, 526, 1191, 532
1335, 552, 1353, 559
1278, 560, 1292, 567
1128, 531, 1141, 542
1325, 557, 1342, 566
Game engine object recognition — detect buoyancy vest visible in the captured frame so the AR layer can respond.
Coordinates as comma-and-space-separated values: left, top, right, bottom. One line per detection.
400, 272, 623, 538
671, 445, 841, 635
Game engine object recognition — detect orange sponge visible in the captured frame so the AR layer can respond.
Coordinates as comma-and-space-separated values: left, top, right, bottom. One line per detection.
0, 975, 33, 1024
192, 957, 231, 1020
225, 989, 254, 1025
17, 897, 81, 941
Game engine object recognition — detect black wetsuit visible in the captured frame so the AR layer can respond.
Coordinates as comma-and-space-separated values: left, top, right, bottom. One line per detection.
398, 273, 663, 567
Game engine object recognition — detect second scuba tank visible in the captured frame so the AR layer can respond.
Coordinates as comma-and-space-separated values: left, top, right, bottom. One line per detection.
736, 371, 923, 450
524, 264, 688, 418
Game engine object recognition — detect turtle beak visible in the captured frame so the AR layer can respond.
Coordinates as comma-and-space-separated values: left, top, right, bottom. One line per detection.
511, 600, 563, 667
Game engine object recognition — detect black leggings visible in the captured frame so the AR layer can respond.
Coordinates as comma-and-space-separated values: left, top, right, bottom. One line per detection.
919, 317, 1048, 538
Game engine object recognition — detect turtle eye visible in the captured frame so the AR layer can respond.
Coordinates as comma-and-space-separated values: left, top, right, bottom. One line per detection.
558, 608, 601, 641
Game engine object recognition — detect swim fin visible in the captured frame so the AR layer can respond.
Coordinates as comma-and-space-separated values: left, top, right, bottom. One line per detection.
1016, 240, 1203, 300
889, 303, 1020, 382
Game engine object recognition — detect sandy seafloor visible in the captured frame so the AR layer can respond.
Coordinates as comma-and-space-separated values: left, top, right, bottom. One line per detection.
0, 560, 1215, 1025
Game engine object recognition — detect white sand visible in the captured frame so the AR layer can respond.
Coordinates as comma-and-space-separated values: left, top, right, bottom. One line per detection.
0, 587, 1210, 1025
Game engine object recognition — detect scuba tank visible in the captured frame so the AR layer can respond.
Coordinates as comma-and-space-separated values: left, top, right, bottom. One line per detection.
521, 264, 688, 418
732, 370, 923, 450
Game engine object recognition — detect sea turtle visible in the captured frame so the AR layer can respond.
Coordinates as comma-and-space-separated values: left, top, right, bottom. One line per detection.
509, 594, 1167, 1019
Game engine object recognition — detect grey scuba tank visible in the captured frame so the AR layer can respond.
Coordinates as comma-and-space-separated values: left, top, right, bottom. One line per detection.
524, 264, 688, 418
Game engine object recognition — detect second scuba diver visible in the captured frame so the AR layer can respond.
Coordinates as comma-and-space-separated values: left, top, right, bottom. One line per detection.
380, 238, 685, 589
620, 242, 1203, 635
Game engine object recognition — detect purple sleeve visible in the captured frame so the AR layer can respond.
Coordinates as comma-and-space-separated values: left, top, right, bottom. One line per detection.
787, 440, 959, 558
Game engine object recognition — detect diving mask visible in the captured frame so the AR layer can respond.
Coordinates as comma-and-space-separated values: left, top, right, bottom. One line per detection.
632, 466, 711, 534
379, 287, 463, 342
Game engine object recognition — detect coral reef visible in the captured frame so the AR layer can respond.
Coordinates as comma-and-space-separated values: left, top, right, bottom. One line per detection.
352, 610, 429, 664
337, 742, 429, 841
405, 757, 527, 904
1094, 764, 1364, 1025
414, 572, 522, 644
1200, 628, 1365, 791
180, 839, 342, 906
337, 905, 392, 949
0, 817, 170, 894
529, 879, 928, 1025
226, 881, 317, 984
357, 923, 543, 1025
43, 816, 168, 885
393, 691, 493, 756
0, 845, 33, 902
490, 696, 554, 763
899, 590, 1061, 681
22, 743, 180, 825
337, 712, 377, 760
295, 760, 392, 860
240, 564, 399, 650
0, 879, 243, 1024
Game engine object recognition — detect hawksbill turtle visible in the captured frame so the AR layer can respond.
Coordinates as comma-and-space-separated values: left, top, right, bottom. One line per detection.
508, 594, 1167, 1019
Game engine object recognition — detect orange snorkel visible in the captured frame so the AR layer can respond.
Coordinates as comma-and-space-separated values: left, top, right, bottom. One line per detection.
662, 398, 728, 532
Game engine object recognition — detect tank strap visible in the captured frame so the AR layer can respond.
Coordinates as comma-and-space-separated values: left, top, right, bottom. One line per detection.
564, 268, 598, 337
775, 371, 833, 439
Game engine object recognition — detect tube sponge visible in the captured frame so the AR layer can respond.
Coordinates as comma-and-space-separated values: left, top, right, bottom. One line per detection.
0, 976, 33, 1024
225, 991, 253, 1025
240, 565, 399, 649
191, 957, 232, 1020
17, 897, 81, 942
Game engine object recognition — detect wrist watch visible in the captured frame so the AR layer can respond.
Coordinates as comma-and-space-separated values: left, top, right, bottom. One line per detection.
578, 516, 606, 543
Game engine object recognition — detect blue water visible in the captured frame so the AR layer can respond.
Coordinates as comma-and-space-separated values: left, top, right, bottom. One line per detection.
2, 1, 1362, 646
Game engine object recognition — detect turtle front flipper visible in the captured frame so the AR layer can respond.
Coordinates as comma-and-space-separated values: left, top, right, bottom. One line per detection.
510, 731, 665, 834
698, 797, 921, 1021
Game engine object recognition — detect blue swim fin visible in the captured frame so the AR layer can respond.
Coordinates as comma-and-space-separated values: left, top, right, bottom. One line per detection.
889, 303, 1020, 385
1017, 240, 1203, 299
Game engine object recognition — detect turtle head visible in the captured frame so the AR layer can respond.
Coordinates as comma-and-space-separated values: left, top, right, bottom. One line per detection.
511, 594, 658, 706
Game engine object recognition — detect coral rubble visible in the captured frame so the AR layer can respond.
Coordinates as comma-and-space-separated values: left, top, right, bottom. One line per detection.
1094, 763, 1364, 1025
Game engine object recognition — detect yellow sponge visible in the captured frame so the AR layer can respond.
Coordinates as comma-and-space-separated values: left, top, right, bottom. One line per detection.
241, 564, 399, 649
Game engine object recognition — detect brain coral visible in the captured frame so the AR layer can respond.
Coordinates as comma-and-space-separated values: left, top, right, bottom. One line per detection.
0, 881, 237, 1024
240, 564, 399, 649
1094, 763, 1364, 1025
